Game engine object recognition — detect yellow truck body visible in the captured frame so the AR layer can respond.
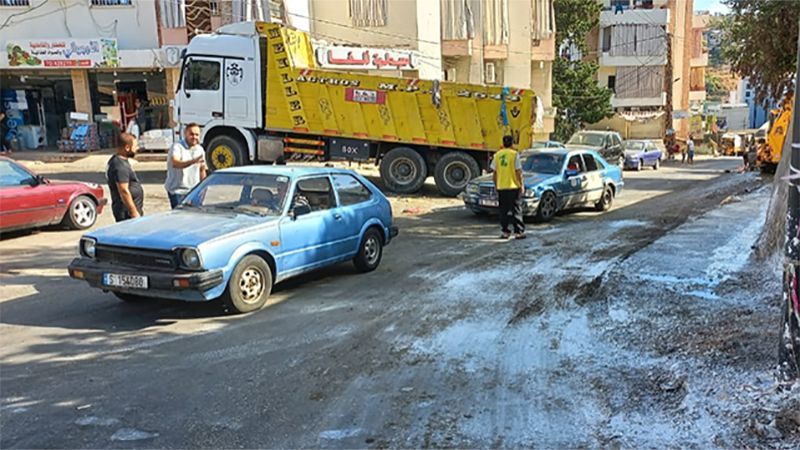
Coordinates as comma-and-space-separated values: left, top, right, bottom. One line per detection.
257, 22, 536, 154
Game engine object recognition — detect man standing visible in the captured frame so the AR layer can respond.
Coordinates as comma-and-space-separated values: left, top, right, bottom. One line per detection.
687, 134, 695, 165
491, 135, 526, 240
107, 132, 144, 222
165, 123, 206, 208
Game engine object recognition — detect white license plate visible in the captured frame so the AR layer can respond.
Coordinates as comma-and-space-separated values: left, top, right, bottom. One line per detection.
479, 199, 499, 207
104, 273, 148, 289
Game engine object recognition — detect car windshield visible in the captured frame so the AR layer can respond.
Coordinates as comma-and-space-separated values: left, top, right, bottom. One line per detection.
181, 173, 289, 217
531, 142, 547, 149
624, 141, 645, 151
522, 153, 565, 174
568, 133, 606, 147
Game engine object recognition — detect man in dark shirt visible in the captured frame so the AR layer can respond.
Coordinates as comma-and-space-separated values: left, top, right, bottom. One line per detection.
107, 132, 144, 222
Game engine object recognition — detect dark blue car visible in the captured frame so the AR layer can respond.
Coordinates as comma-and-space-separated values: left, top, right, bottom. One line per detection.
623, 140, 663, 170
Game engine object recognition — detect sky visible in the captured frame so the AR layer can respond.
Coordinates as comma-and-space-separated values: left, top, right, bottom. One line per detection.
694, 0, 730, 14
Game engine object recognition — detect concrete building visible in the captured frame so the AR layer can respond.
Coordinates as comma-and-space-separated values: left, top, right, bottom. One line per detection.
0, 0, 187, 149
588, 0, 708, 140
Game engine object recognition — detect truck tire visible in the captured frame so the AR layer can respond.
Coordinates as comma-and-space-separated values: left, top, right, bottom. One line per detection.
379, 147, 427, 194
434, 152, 481, 197
206, 135, 247, 172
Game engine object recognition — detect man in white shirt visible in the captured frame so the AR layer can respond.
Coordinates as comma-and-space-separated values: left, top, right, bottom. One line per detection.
165, 123, 207, 208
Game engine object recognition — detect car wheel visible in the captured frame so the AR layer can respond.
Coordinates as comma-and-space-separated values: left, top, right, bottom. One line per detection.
62, 195, 97, 230
206, 135, 247, 172
653, 158, 660, 170
595, 185, 614, 212
379, 147, 427, 194
113, 292, 150, 302
223, 255, 272, 314
433, 152, 481, 197
354, 228, 383, 273
637, 159, 643, 171
536, 191, 557, 222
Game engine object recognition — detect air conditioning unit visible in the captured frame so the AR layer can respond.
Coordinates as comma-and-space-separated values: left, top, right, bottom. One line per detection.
485, 62, 496, 84
445, 67, 457, 81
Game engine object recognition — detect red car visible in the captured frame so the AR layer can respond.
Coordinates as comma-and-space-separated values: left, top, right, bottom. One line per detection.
0, 157, 106, 234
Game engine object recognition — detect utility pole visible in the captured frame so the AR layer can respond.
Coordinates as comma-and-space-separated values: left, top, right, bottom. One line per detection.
779, 18, 800, 383
664, 30, 674, 136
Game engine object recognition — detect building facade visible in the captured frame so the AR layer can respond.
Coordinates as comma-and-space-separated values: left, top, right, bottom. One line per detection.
588, 0, 707, 140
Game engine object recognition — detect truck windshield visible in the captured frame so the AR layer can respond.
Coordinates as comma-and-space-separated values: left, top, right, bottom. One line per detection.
522, 153, 565, 174
568, 133, 606, 147
181, 173, 290, 216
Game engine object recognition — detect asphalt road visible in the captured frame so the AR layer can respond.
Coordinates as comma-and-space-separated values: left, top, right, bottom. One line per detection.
0, 156, 763, 448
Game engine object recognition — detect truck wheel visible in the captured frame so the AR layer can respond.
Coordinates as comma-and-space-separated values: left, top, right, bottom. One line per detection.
222, 255, 272, 314
434, 152, 481, 197
379, 147, 427, 194
206, 135, 247, 172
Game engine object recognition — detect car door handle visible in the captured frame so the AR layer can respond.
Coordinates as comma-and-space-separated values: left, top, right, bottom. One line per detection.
212, 111, 223, 118
334, 213, 342, 220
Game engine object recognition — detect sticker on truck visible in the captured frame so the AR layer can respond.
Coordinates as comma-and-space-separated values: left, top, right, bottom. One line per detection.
345, 88, 386, 105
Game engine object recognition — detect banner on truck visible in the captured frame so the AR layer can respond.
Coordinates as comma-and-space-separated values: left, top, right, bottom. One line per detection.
6, 38, 119, 68
315, 45, 418, 71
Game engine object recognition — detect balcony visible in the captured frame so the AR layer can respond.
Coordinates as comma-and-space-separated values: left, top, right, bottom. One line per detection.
611, 92, 667, 108
442, 40, 472, 57
600, 53, 667, 67
600, 8, 669, 27
689, 90, 707, 102
691, 52, 709, 68
531, 35, 556, 61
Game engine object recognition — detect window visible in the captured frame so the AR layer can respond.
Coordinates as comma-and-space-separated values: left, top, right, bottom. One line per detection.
612, 135, 622, 147
582, 154, 599, 172
332, 174, 372, 206
350, 0, 388, 27
91, 0, 132, 5
295, 177, 335, 212
607, 75, 616, 93
602, 27, 612, 52
184, 59, 220, 91
1, 1, 31, 6
566, 155, 585, 173
0, 160, 35, 188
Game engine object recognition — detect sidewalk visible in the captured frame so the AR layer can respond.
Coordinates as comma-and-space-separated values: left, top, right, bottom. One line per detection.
6, 147, 166, 164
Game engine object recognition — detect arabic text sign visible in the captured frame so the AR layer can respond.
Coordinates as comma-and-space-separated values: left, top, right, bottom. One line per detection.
6, 38, 119, 69
345, 88, 386, 105
315, 45, 417, 70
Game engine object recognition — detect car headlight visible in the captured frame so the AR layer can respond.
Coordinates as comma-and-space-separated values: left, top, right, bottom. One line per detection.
524, 188, 537, 198
466, 184, 479, 195
179, 248, 202, 270
80, 237, 96, 258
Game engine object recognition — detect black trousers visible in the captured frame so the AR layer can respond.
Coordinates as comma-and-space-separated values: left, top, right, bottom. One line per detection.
498, 189, 524, 234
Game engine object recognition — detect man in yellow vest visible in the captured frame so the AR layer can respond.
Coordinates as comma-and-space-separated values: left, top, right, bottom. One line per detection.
491, 135, 526, 239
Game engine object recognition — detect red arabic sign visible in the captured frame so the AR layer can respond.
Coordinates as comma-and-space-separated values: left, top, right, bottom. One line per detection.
345, 88, 386, 104
315, 45, 418, 71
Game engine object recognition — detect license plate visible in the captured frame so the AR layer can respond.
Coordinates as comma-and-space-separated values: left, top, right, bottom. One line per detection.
104, 273, 148, 289
480, 199, 499, 207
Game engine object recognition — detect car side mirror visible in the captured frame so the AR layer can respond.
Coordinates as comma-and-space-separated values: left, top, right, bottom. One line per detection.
565, 169, 579, 178
291, 204, 311, 219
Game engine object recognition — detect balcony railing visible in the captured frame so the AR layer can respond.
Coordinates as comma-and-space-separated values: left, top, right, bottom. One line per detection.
91, 0, 133, 5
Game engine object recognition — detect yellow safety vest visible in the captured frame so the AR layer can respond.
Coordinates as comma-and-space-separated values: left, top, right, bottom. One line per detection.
493, 149, 521, 190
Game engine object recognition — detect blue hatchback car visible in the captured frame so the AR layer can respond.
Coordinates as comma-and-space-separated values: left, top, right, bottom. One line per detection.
68, 166, 398, 313
462, 149, 623, 221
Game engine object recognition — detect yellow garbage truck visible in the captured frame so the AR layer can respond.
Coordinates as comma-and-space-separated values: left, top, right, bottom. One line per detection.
757, 94, 793, 173
174, 21, 538, 196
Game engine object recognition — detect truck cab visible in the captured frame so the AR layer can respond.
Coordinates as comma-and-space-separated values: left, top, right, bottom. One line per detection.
175, 22, 268, 168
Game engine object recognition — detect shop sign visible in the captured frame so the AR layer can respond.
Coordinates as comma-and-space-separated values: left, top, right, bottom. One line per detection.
6, 38, 119, 69
315, 45, 417, 71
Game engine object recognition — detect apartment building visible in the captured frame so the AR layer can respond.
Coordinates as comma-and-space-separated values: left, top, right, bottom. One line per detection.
589, 0, 708, 139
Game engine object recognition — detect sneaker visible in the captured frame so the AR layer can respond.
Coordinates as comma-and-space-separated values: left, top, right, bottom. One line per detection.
500, 232, 511, 239
515, 233, 527, 240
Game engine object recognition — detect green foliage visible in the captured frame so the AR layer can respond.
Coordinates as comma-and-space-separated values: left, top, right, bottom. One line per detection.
718, 0, 800, 102
705, 71, 728, 101
552, 0, 613, 142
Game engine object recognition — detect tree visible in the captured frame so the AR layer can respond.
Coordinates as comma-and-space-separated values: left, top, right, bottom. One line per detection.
552, 0, 613, 142
718, 0, 800, 103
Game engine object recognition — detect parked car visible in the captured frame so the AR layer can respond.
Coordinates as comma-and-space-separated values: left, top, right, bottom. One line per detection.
531, 140, 565, 150
0, 156, 106, 235
566, 131, 624, 166
623, 140, 663, 170
462, 149, 623, 222
68, 166, 398, 313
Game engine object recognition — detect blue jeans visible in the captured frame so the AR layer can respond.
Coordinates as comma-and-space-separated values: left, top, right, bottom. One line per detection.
168, 192, 186, 209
